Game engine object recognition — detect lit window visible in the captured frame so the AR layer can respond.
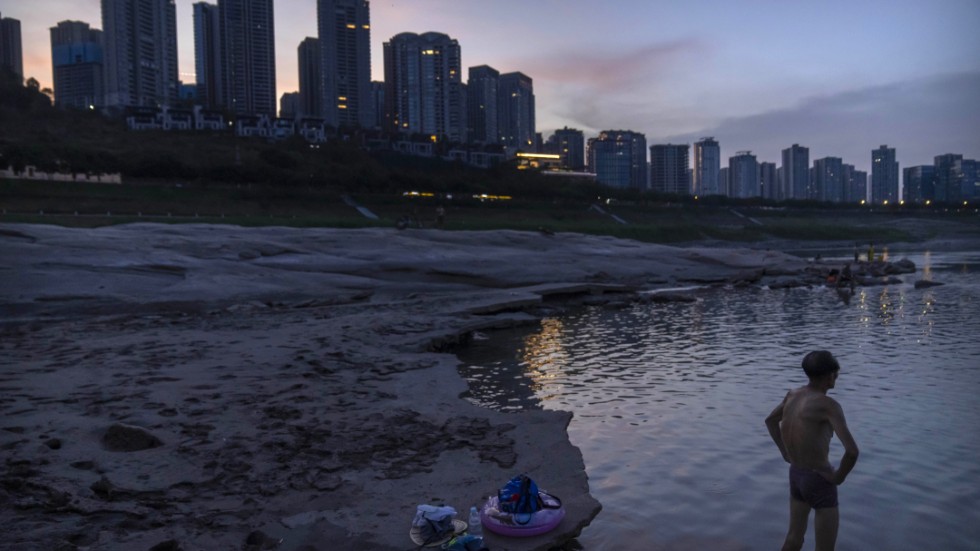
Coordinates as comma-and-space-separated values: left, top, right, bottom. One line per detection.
346, 23, 356, 29
362, 24, 370, 29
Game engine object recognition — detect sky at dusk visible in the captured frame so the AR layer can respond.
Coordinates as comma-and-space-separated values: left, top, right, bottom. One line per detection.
5, 0, 980, 175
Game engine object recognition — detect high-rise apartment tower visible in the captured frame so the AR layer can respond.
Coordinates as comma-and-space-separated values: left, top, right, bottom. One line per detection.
318, 0, 372, 128
50, 20, 104, 109
102, 0, 178, 108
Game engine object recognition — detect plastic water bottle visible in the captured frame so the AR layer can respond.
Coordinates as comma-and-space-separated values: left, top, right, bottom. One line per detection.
468, 505, 482, 537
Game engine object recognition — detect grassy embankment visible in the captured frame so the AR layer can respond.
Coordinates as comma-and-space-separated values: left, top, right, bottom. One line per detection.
2, 70, 977, 244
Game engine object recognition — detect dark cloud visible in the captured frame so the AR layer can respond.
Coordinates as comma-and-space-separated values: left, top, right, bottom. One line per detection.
662, 72, 980, 172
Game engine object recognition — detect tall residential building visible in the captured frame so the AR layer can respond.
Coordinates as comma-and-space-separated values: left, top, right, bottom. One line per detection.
220, 0, 276, 117
934, 153, 963, 203
781, 144, 810, 200
729, 151, 759, 198
498, 72, 535, 150
842, 164, 867, 204
193, 2, 221, 109
297, 37, 321, 118
903, 166, 936, 204
102, 0, 179, 108
760, 162, 778, 200
553, 127, 585, 171
650, 143, 690, 195
279, 91, 299, 118
383, 32, 465, 142
692, 137, 720, 196
588, 130, 647, 190
871, 145, 899, 204
813, 157, 844, 203
466, 65, 498, 144
50, 20, 104, 109
370, 80, 384, 129
0, 11, 22, 79
317, 0, 372, 128
958, 159, 978, 200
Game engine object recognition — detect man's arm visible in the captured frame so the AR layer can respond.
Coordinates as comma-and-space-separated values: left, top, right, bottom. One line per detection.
765, 393, 791, 463
826, 399, 859, 485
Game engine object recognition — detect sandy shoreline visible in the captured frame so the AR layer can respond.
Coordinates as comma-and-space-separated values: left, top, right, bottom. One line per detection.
0, 222, 962, 550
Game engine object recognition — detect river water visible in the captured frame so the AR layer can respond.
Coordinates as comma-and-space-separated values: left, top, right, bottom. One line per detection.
455, 250, 980, 550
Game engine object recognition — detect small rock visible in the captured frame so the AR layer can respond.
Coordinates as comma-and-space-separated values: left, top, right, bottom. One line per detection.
44, 438, 63, 450
103, 423, 164, 452
914, 280, 945, 289
149, 540, 182, 551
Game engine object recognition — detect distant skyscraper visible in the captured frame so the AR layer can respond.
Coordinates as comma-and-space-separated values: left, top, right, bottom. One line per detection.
729, 151, 759, 198
958, 159, 978, 200
650, 144, 690, 195
842, 164, 867, 203
193, 2, 222, 109
498, 72, 535, 150
589, 130, 647, 190
102, 0, 179, 108
279, 91, 299, 118
934, 153, 963, 203
370, 80, 384, 128
692, 137, 720, 196
50, 20, 104, 109
903, 166, 936, 204
318, 0, 372, 128
871, 145, 899, 204
297, 37, 321, 118
813, 157, 844, 202
760, 162, 778, 200
220, 0, 276, 117
781, 144, 810, 200
384, 32, 465, 142
553, 127, 585, 171
466, 65, 499, 144
0, 11, 23, 79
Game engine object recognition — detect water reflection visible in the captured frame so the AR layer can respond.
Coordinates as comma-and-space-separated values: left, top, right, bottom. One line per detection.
456, 250, 980, 550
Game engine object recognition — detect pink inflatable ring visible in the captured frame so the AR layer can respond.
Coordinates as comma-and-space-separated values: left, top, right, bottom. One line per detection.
480, 494, 565, 537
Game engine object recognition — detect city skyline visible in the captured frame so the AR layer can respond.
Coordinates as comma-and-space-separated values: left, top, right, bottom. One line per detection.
6, 0, 980, 175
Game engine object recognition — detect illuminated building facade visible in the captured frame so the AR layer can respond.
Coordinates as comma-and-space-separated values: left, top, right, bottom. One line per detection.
498, 71, 535, 150
318, 0, 372, 128
383, 31, 465, 142
871, 145, 899, 204
589, 130, 647, 190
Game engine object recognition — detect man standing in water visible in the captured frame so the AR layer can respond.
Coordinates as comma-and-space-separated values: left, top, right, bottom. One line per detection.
765, 351, 860, 551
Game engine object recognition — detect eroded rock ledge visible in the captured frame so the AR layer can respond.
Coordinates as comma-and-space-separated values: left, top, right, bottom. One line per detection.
0, 224, 929, 550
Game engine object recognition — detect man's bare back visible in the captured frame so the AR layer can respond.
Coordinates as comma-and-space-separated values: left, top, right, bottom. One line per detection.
780, 387, 837, 472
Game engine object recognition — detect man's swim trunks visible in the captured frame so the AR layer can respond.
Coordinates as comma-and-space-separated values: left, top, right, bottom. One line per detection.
788, 464, 838, 509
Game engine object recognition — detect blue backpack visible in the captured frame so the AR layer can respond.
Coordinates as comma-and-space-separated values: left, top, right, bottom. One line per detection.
498, 474, 562, 523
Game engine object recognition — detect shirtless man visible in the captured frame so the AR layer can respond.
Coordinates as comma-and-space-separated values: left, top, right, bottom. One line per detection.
765, 351, 859, 551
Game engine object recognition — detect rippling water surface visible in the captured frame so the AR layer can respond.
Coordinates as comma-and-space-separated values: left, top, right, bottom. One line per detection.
456, 250, 980, 550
